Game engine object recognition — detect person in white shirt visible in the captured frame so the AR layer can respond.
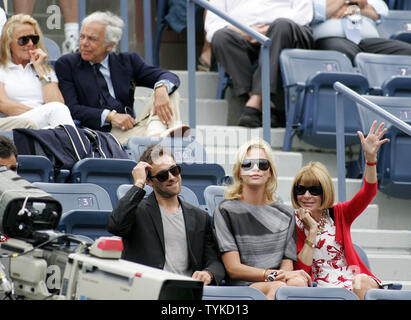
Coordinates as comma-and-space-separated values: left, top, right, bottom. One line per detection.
0, 14, 75, 129
205, 0, 314, 128
312, 0, 411, 62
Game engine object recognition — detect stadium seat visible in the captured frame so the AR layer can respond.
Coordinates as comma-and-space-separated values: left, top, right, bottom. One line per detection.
58, 209, 113, 240
44, 37, 61, 66
70, 158, 137, 207
354, 52, 411, 96
126, 136, 207, 164
116, 184, 200, 207
0, 130, 14, 141
275, 286, 359, 300
179, 163, 226, 206
279, 49, 369, 151
377, 10, 411, 39
17, 155, 55, 183
353, 243, 371, 269
202, 285, 267, 300
33, 182, 113, 213
365, 288, 411, 300
355, 95, 411, 199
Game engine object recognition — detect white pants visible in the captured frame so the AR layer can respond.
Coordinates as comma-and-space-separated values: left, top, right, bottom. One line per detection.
8, 102, 75, 129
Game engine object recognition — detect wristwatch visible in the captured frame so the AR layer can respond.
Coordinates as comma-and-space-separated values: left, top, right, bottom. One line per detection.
154, 80, 166, 90
39, 73, 52, 85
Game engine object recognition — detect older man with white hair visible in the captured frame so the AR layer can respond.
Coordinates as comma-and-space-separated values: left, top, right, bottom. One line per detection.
55, 11, 188, 143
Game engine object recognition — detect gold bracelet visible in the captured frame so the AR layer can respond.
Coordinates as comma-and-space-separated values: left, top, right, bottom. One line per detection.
304, 239, 316, 248
134, 179, 145, 188
263, 268, 269, 281
107, 110, 117, 122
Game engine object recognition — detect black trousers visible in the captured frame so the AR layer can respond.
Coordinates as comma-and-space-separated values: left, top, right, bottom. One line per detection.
211, 18, 314, 98
315, 37, 411, 63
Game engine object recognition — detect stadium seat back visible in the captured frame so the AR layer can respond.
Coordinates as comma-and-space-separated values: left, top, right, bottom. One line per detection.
275, 286, 359, 300
202, 286, 267, 300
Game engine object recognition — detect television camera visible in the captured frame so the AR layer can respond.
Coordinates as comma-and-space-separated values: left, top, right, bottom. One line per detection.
0, 169, 203, 300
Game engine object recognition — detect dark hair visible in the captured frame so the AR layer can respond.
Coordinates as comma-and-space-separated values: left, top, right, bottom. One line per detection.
139, 144, 174, 164
0, 135, 17, 159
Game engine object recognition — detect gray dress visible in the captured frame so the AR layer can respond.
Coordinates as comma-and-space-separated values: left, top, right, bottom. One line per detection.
214, 199, 297, 286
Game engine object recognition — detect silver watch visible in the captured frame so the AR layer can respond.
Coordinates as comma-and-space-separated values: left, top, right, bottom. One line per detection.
39, 73, 52, 85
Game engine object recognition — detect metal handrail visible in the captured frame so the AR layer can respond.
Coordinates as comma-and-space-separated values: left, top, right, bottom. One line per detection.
333, 81, 411, 202
187, 0, 272, 142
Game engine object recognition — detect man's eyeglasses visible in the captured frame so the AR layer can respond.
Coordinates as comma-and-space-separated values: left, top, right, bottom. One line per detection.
17, 35, 40, 46
240, 159, 270, 171
294, 185, 323, 196
149, 165, 181, 182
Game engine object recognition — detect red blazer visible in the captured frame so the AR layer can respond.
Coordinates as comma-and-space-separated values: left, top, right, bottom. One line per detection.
295, 179, 380, 282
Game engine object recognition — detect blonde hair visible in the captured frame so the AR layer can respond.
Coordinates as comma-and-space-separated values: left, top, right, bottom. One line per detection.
0, 14, 50, 70
291, 162, 335, 210
225, 138, 278, 203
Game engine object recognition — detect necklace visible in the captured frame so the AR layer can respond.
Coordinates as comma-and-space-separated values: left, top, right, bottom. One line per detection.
317, 209, 328, 235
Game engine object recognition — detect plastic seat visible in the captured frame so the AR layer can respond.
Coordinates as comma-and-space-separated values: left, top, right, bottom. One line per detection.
57, 209, 113, 240
202, 286, 267, 300
116, 184, 200, 207
70, 158, 137, 207
33, 182, 113, 214
17, 155, 55, 183
275, 286, 359, 300
377, 10, 411, 39
365, 288, 411, 300
203, 185, 227, 219
179, 163, 226, 205
354, 52, 411, 96
44, 36, 62, 66
279, 49, 369, 151
126, 136, 207, 164
355, 95, 411, 199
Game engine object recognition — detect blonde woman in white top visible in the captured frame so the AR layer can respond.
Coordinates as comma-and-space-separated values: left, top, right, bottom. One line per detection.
0, 14, 75, 129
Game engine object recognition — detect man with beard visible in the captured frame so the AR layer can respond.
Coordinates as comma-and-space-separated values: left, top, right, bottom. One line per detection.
107, 144, 225, 286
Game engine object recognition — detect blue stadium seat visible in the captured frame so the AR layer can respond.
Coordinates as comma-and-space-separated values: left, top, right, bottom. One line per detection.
70, 158, 137, 207
179, 163, 226, 206
354, 52, 411, 96
275, 286, 359, 300
355, 95, 411, 199
279, 49, 369, 151
17, 155, 55, 183
377, 10, 411, 39
126, 136, 207, 164
58, 209, 113, 240
44, 37, 61, 66
116, 184, 200, 207
353, 243, 371, 269
33, 182, 113, 214
0, 130, 14, 141
202, 286, 267, 300
365, 288, 411, 300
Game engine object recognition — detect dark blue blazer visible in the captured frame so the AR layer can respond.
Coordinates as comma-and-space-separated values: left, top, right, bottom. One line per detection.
55, 52, 180, 131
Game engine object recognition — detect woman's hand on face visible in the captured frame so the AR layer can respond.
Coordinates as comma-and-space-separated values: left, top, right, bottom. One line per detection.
296, 208, 318, 233
29, 48, 48, 69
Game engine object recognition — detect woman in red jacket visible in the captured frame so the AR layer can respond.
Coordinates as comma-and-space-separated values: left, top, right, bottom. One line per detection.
292, 121, 389, 300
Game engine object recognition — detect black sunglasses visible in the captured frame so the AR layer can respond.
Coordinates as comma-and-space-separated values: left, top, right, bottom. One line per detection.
17, 35, 40, 46
9, 163, 19, 172
294, 185, 323, 196
241, 159, 270, 171
149, 165, 181, 182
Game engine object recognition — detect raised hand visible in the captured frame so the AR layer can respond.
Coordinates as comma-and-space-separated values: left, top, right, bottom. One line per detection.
357, 120, 390, 163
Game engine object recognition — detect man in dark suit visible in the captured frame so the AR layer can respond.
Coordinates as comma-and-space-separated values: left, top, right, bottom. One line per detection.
55, 11, 188, 144
107, 145, 226, 285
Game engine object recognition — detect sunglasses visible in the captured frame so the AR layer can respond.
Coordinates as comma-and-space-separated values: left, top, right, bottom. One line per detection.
149, 165, 181, 182
17, 35, 40, 46
241, 159, 270, 171
294, 185, 323, 196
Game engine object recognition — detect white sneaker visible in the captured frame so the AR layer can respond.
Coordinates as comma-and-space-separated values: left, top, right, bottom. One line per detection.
160, 124, 191, 138
62, 35, 79, 54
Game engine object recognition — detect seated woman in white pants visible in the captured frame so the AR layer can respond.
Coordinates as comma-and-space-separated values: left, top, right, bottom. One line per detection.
0, 14, 75, 129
